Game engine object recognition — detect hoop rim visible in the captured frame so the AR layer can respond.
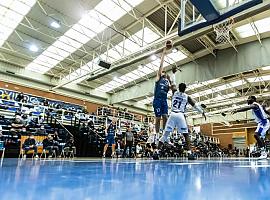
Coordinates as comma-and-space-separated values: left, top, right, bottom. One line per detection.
213, 17, 234, 28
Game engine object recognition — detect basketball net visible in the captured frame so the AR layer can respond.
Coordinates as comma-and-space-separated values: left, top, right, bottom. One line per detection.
213, 18, 234, 43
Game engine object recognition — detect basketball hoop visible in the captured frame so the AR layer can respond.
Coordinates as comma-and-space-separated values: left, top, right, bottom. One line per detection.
213, 18, 234, 43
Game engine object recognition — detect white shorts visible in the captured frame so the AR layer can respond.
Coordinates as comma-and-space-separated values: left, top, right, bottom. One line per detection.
255, 120, 270, 137
164, 112, 188, 133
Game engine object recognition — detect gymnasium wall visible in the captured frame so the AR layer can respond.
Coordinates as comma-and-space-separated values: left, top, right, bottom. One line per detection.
0, 81, 101, 113
0, 81, 147, 119
200, 121, 257, 148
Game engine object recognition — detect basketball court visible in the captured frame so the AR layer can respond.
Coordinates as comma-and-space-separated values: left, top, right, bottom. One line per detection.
1, 158, 270, 200
1, 0, 270, 199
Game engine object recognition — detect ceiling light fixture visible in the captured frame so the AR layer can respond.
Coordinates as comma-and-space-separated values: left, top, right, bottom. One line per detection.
29, 44, 38, 52
50, 21, 61, 29
172, 48, 178, 53
150, 55, 157, 61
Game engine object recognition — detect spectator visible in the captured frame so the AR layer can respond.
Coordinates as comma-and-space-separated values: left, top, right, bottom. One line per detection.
88, 120, 94, 130
35, 125, 47, 135
53, 130, 61, 142
1, 91, 10, 100
42, 134, 59, 158
43, 99, 49, 106
11, 114, 24, 132
22, 95, 28, 103
122, 126, 134, 158
63, 138, 76, 157
22, 134, 38, 158
15, 92, 24, 102
0, 125, 3, 138
21, 127, 28, 135
79, 122, 89, 134
21, 114, 29, 126
115, 140, 123, 158
32, 98, 40, 106
136, 143, 143, 158
27, 112, 35, 127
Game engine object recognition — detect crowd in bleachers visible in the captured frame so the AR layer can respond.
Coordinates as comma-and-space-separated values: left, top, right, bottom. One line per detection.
0, 90, 81, 158
0, 89, 240, 160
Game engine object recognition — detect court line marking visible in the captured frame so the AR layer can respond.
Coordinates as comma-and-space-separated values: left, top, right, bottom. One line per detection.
235, 165, 270, 168
169, 163, 204, 165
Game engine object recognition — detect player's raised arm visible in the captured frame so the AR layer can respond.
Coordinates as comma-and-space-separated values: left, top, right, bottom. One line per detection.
231, 104, 257, 114
188, 96, 206, 120
156, 40, 172, 81
170, 66, 177, 94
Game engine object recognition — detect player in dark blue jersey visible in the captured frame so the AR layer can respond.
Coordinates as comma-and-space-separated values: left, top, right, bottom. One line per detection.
153, 42, 172, 136
103, 118, 117, 158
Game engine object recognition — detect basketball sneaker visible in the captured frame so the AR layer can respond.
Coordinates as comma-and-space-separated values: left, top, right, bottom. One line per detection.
258, 150, 267, 159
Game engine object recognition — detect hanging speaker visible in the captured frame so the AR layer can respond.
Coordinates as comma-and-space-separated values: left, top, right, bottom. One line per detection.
98, 60, 111, 69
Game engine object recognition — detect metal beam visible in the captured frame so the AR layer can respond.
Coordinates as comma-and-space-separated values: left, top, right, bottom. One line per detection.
110, 37, 270, 104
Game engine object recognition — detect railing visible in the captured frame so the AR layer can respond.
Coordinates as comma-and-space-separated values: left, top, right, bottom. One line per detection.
97, 107, 144, 122
53, 117, 74, 138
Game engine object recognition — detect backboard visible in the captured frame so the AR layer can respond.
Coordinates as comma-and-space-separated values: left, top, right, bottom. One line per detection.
179, 0, 263, 36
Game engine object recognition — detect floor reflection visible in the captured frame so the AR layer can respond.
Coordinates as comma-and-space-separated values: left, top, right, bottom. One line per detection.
0, 158, 270, 200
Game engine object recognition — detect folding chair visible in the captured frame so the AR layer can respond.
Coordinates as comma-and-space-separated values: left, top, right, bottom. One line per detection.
40, 149, 48, 159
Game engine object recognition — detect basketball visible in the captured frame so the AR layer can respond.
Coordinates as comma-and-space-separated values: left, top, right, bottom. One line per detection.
165, 40, 173, 50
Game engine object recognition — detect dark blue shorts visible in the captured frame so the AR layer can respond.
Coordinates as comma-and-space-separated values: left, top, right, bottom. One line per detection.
106, 136, 115, 145
153, 98, 168, 117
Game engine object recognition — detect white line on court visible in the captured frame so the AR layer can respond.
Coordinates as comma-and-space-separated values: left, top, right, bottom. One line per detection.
169, 163, 204, 165
234, 165, 270, 168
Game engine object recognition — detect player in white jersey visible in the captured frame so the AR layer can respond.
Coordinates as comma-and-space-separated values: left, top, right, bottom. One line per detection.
147, 119, 157, 144
232, 96, 270, 159
159, 71, 206, 147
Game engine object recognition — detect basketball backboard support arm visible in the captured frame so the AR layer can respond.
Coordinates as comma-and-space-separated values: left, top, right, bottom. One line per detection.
179, 0, 263, 36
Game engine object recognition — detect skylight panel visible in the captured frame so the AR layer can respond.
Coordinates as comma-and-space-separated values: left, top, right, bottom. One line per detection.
95, 1, 126, 22
62, 27, 161, 83
138, 65, 155, 74
229, 80, 243, 87
121, 75, 136, 82
187, 78, 219, 91
43, 51, 63, 61
255, 17, 270, 34
141, 27, 161, 43
235, 17, 270, 38
9, 0, 30, 15
213, 85, 228, 92
107, 48, 122, 60
234, 23, 254, 38
27, 63, 49, 74
110, 81, 122, 87
0, 0, 37, 46
83, 10, 111, 31
28, 0, 145, 74
125, 72, 140, 80
114, 78, 128, 84
167, 51, 187, 62
64, 29, 90, 45
72, 24, 96, 39
261, 66, 270, 70
261, 75, 270, 81
126, 0, 144, 7
95, 0, 143, 22
95, 49, 188, 92
124, 39, 141, 53
54, 40, 77, 54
